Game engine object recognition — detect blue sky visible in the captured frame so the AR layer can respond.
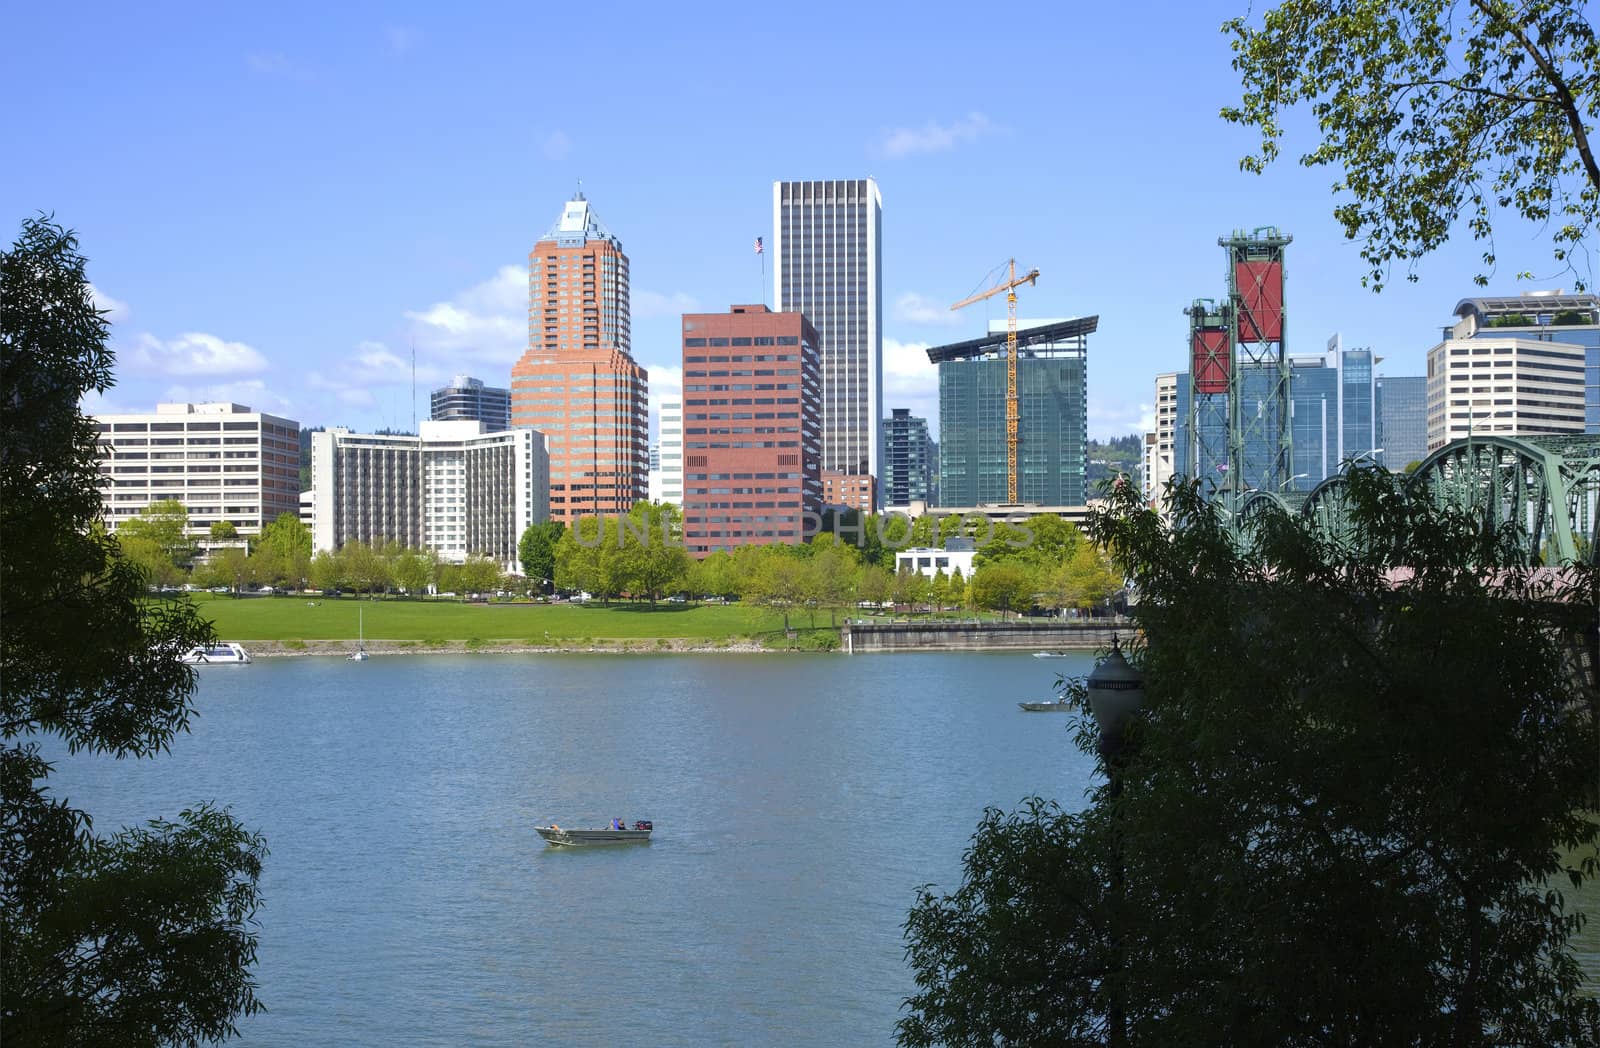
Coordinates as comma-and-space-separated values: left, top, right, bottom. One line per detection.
2, 1, 1577, 441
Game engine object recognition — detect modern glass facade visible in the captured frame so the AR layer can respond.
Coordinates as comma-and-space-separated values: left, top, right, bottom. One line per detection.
431, 375, 510, 431
881, 408, 934, 507
1375, 376, 1428, 471
938, 322, 1088, 506
1174, 343, 1396, 493
773, 179, 882, 492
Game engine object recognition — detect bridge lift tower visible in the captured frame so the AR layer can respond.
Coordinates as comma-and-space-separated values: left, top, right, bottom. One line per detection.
1184, 228, 1294, 501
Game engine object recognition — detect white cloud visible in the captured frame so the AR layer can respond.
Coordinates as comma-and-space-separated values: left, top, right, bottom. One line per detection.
647, 364, 682, 400
385, 25, 421, 55
882, 337, 940, 430
878, 112, 997, 158
159, 379, 295, 415
403, 266, 524, 362
88, 284, 130, 324
542, 130, 572, 161
633, 290, 701, 319
307, 340, 446, 397
1088, 400, 1154, 441
246, 52, 313, 81
892, 291, 961, 327
126, 332, 269, 376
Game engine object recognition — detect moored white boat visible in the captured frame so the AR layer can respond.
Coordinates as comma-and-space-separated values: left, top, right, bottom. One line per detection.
1018, 699, 1072, 711
536, 821, 653, 847
180, 642, 252, 665
1032, 651, 1072, 659
348, 605, 369, 660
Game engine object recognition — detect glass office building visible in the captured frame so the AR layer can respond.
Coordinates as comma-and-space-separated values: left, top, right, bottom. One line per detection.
1375, 375, 1428, 471
1174, 340, 1396, 493
881, 408, 935, 507
937, 319, 1088, 506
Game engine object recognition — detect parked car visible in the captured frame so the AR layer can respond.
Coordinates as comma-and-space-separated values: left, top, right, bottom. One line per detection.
666, 594, 687, 603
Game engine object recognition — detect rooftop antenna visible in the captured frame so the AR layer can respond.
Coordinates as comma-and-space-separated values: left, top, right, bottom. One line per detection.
575, 177, 584, 201
410, 339, 417, 433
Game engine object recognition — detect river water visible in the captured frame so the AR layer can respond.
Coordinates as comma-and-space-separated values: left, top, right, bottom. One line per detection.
45, 653, 1096, 1047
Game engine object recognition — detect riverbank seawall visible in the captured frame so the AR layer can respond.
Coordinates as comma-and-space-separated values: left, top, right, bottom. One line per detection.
842, 620, 1131, 653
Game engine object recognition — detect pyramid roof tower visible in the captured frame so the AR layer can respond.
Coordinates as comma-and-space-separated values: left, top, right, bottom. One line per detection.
542, 189, 621, 249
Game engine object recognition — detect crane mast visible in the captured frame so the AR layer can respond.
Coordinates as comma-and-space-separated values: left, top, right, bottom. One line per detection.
951, 259, 1039, 503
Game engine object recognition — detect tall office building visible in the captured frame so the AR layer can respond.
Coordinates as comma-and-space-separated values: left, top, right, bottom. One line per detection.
510, 191, 648, 525
680, 305, 822, 554
934, 318, 1090, 506
1145, 372, 1179, 505
773, 178, 882, 507
881, 408, 934, 508
1173, 340, 1395, 492
92, 402, 300, 539
431, 375, 511, 431
1376, 375, 1428, 471
1425, 293, 1595, 449
309, 421, 548, 571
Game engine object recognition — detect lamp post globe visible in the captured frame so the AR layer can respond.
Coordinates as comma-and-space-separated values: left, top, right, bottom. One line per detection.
1086, 636, 1146, 746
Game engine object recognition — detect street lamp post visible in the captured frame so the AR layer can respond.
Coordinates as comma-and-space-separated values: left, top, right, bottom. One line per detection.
1086, 636, 1147, 1048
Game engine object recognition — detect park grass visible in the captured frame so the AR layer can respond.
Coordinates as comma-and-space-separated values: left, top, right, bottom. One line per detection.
188, 593, 790, 643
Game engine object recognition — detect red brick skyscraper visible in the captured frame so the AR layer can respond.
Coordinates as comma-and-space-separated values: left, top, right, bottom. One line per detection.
511, 192, 648, 524
680, 305, 822, 554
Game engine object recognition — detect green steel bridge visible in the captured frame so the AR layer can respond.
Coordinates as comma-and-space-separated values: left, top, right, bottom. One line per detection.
1229, 434, 1600, 565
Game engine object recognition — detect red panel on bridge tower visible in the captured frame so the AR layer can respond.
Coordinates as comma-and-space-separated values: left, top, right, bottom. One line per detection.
1192, 328, 1230, 394
1235, 260, 1284, 343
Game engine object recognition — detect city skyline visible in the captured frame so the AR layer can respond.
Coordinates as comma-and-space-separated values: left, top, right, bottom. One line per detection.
6, 3, 1586, 444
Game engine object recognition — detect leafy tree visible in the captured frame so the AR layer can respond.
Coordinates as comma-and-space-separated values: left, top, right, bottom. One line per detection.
693, 549, 739, 600
1, 217, 265, 1045
968, 562, 1037, 619
615, 502, 690, 604
892, 568, 931, 613
856, 564, 892, 607
458, 555, 501, 596
948, 566, 968, 612
214, 546, 254, 594
117, 499, 194, 585
517, 520, 564, 588
1222, 0, 1600, 290
743, 547, 809, 631
338, 540, 387, 596
308, 549, 343, 592
393, 548, 431, 596
900, 469, 1600, 1045
437, 562, 464, 596
807, 542, 857, 626
209, 519, 238, 541
256, 513, 310, 590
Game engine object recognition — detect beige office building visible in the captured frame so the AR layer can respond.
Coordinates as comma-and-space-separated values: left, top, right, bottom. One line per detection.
93, 402, 300, 539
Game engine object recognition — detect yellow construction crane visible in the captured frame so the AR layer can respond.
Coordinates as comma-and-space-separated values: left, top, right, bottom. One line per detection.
950, 259, 1040, 504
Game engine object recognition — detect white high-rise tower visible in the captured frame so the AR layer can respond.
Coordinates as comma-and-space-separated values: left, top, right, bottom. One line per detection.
772, 178, 882, 510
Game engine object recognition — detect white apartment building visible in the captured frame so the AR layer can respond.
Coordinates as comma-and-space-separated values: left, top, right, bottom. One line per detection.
1425, 304, 1588, 450
310, 420, 549, 572
93, 402, 300, 539
657, 396, 682, 505
1144, 372, 1178, 505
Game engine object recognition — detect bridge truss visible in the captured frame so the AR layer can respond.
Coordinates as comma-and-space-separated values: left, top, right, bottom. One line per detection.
1230, 434, 1600, 565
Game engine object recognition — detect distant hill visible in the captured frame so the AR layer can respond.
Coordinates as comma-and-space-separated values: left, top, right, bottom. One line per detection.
1086, 433, 1141, 494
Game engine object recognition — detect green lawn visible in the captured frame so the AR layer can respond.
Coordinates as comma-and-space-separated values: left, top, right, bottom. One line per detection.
189, 594, 790, 642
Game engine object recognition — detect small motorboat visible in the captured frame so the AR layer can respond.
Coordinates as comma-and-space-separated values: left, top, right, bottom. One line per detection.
536, 821, 653, 847
1032, 651, 1072, 659
179, 642, 252, 665
1018, 698, 1073, 712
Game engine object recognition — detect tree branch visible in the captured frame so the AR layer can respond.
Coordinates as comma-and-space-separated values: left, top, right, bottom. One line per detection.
1470, 0, 1600, 196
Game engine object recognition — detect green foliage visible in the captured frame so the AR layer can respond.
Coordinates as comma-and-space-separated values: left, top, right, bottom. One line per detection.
900, 469, 1600, 1044
392, 548, 432, 595
967, 562, 1037, 617
117, 498, 194, 585
1, 217, 264, 1044
457, 555, 501, 596
209, 519, 238, 541
1487, 312, 1536, 327
517, 519, 564, 584
1222, 0, 1600, 290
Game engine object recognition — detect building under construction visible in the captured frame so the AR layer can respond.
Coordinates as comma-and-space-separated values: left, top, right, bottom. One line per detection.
926, 316, 1096, 506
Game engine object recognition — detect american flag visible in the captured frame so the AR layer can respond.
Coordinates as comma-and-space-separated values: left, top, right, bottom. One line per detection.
754, 236, 763, 255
